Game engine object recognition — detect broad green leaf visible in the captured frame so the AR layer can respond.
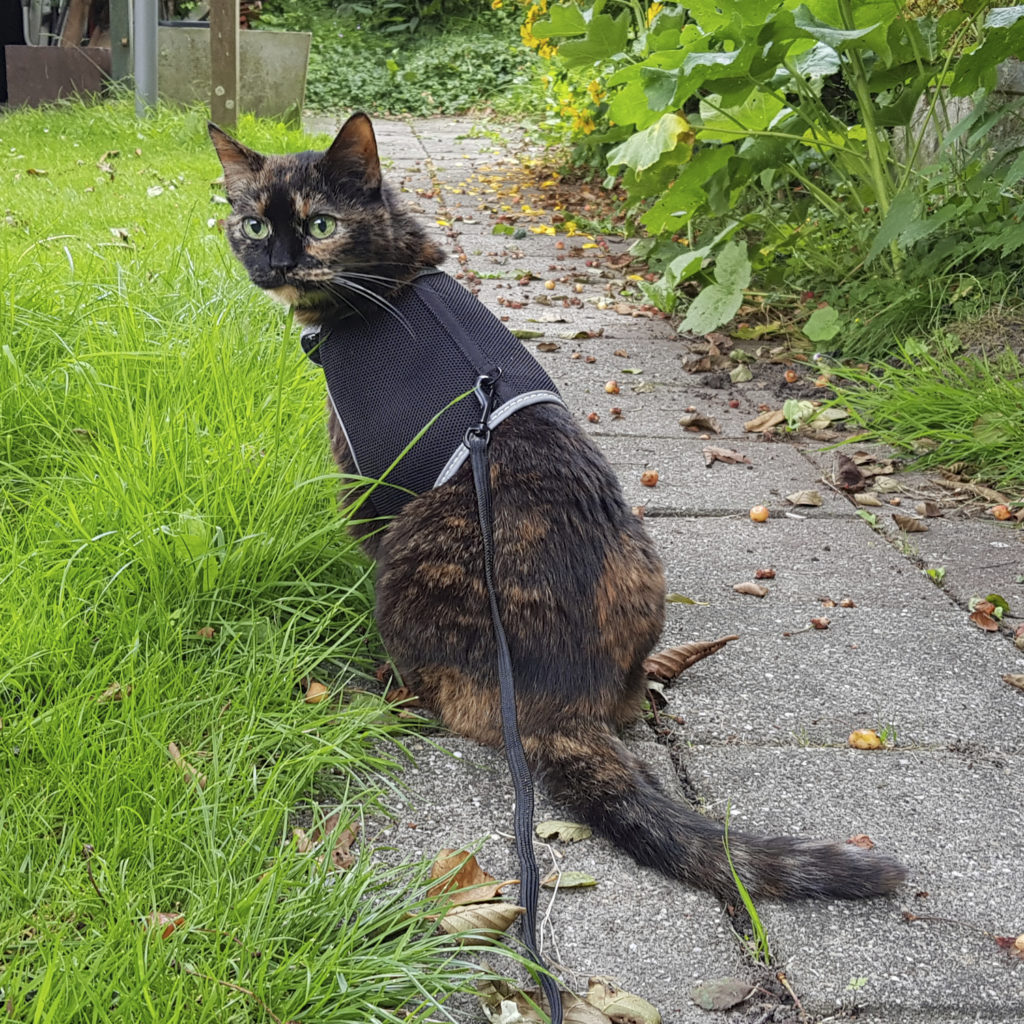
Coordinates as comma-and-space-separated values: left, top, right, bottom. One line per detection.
531, 4, 587, 39
541, 870, 598, 888
866, 191, 921, 264
793, 5, 880, 49
712, 239, 751, 292
984, 6, 1024, 28
803, 305, 841, 342
795, 41, 840, 78
606, 113, 692, 173
698, 91, 786, 141
641, 147, 734, 233
557, 11, 631, 67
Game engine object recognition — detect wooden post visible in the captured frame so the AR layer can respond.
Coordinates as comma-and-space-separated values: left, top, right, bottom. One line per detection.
109, 0, 131, 82
59, 0, 90, 46
209, 0, 240, 128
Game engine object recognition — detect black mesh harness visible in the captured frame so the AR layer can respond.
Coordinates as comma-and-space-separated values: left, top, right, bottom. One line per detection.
300, 269, 565, 519
300, 269, 566, 1022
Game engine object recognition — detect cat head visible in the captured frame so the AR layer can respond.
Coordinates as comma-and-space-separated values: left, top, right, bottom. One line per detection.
209, 113, 444, 324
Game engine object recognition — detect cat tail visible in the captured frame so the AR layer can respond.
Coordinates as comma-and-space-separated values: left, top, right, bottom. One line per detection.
527, 724, 907, 901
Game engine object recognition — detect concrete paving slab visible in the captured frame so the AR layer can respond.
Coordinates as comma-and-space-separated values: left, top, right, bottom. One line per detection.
375, 734, 747, 1022
657, 601, 1024, 751
684, 747, 1024, 1021
594, 435, 854, 516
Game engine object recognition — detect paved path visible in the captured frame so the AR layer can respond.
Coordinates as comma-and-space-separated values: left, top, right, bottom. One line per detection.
305, 114, 1024, 1024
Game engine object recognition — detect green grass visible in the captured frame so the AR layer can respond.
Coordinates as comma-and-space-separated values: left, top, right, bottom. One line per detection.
0, 99, 502, 1022
834, 344, 1024, 497
256, 1, 542, 116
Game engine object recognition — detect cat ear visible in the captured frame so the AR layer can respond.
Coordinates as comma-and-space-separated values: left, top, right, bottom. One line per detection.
208, 123, 264, 194
321, 112, 382, 191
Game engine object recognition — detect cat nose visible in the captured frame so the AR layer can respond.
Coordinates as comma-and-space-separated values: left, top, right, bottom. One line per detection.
269, 236, 300, 270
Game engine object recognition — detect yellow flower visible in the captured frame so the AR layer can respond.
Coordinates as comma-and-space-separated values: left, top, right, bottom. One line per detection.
491, 0, 502, 8
646, 2, 664, 26
586, 79, 606, 105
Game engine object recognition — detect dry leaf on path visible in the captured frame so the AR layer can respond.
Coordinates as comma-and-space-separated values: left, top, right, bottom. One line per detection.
743, 409, 786, 432
786, 489, 822, 506
535, 820, 592, 842
1002, 674, 1024, 691
643, 635, 739, 681
846, 834, 876, 849
835, 453, 867, 491
678, 412, 720, 433
703, 446, 752, 468
439, 901, 525, 942
587, 976, 662, 1024
429, 849, 515, 906
690, 977, 754, 1012
914, 501, 943, 517
892, 514, 928, 532
853, 492, 882, 507
541, 870, 598, 889
733, 581, 769, 597
969, 610, 1000, 632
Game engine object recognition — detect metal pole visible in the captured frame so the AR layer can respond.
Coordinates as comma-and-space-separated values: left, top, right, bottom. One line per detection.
110, 0, 132, 84
133, 0, 157, 116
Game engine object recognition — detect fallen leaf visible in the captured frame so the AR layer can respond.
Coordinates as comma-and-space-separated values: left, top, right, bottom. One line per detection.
994, 935, 1024, 961
743, 409, 786, 432
874, 475, 902, 493
970, 610, 1000, 631
786, 489, 822, 506
914, 501, 943, 517
325, 821, 360, 871
853, 492, 883, 507
511, 329, 544, 340
1003, 674, 1024, 691
439, 901, 525, 942
536, 341, 560, 352
587, 976, 662, 1024
642, 636, 739, 681
892, 514, 928, 533
26, 167, 48, 176
839, 597, 856, 608
810, 616, 830, 629
733, 581, 769, 598
848, 729, 882, 750
384, 685, 423, 708
703, 446, 752, 468
729, 363, 753, 383
535, 820, 592, 842
196, 625, 216, 639
835, 453, 867, 491
678, 412, 720, 433
302, 678, 329, 704
145, 911, 185, 939
689, 977, 754, 1012
167, 741, 207, 789
541, 870, 598, 889
754, 569, 776, 579
665, 593, 705, 604
846, 834, 876, 849
98, 681, 128, 702
429, 849, 514, 906
646, 679, 667, 708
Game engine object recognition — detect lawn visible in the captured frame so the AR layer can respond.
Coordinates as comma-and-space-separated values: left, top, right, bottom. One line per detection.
0, 100, 492, 1022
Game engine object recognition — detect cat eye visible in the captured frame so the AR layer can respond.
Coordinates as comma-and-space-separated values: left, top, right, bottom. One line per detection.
242, 217, 270, 240
307, 214, 337, 240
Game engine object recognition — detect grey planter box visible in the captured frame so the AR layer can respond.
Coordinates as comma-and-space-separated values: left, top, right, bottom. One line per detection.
158, 27, 311, 124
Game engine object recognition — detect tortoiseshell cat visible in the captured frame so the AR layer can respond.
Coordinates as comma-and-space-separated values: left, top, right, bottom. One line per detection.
209, 114, 906, 901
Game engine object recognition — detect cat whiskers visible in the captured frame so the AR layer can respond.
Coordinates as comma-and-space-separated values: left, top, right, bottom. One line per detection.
325, 276, 418, 339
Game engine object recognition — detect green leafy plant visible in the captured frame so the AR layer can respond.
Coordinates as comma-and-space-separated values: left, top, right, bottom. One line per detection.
526, 1, 1024, 352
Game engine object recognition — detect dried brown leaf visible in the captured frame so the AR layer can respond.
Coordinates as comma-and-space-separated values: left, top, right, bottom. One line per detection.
384, 685, 423, 709
678, 411, 720, 433
786, 489, 823, 506
690, 977, 754, 1012
835, 453, 867, 491
754, 568, 776, 579
846, 833, 876, 849
733, 581, 769, 598
587, 976, 662, 1023
429, 849, 514, 906
439, 901, 525, 941
892, 514, 928, 533
810, 616, 830, 629
703, 446, 752, 468
145, 911, 185, 939
970, 610, 1000, 631
536, 341, 560, 352
1002, 674, 1024, 691
853, 492, 883, 507
743, 409, 786, 432
167, 741, 207, 789
98, 681, 128, 702
914, 501, 943, 517
642, 635, 739, 681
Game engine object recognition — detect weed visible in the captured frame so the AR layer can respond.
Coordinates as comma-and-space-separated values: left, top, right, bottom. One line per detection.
723, 807, 772, 965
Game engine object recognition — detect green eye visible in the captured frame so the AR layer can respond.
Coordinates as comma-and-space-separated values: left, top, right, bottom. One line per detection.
307, 215, 337, 240
242, 217, 270, 240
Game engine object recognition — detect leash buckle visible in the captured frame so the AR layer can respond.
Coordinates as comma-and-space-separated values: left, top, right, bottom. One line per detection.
465, 368, 502, 446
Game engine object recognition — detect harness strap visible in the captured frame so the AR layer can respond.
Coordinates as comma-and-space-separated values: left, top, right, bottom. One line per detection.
466, 378, 563, 1024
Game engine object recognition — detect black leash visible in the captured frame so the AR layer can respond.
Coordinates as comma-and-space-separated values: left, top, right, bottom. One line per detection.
465, 372, 563, 1024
